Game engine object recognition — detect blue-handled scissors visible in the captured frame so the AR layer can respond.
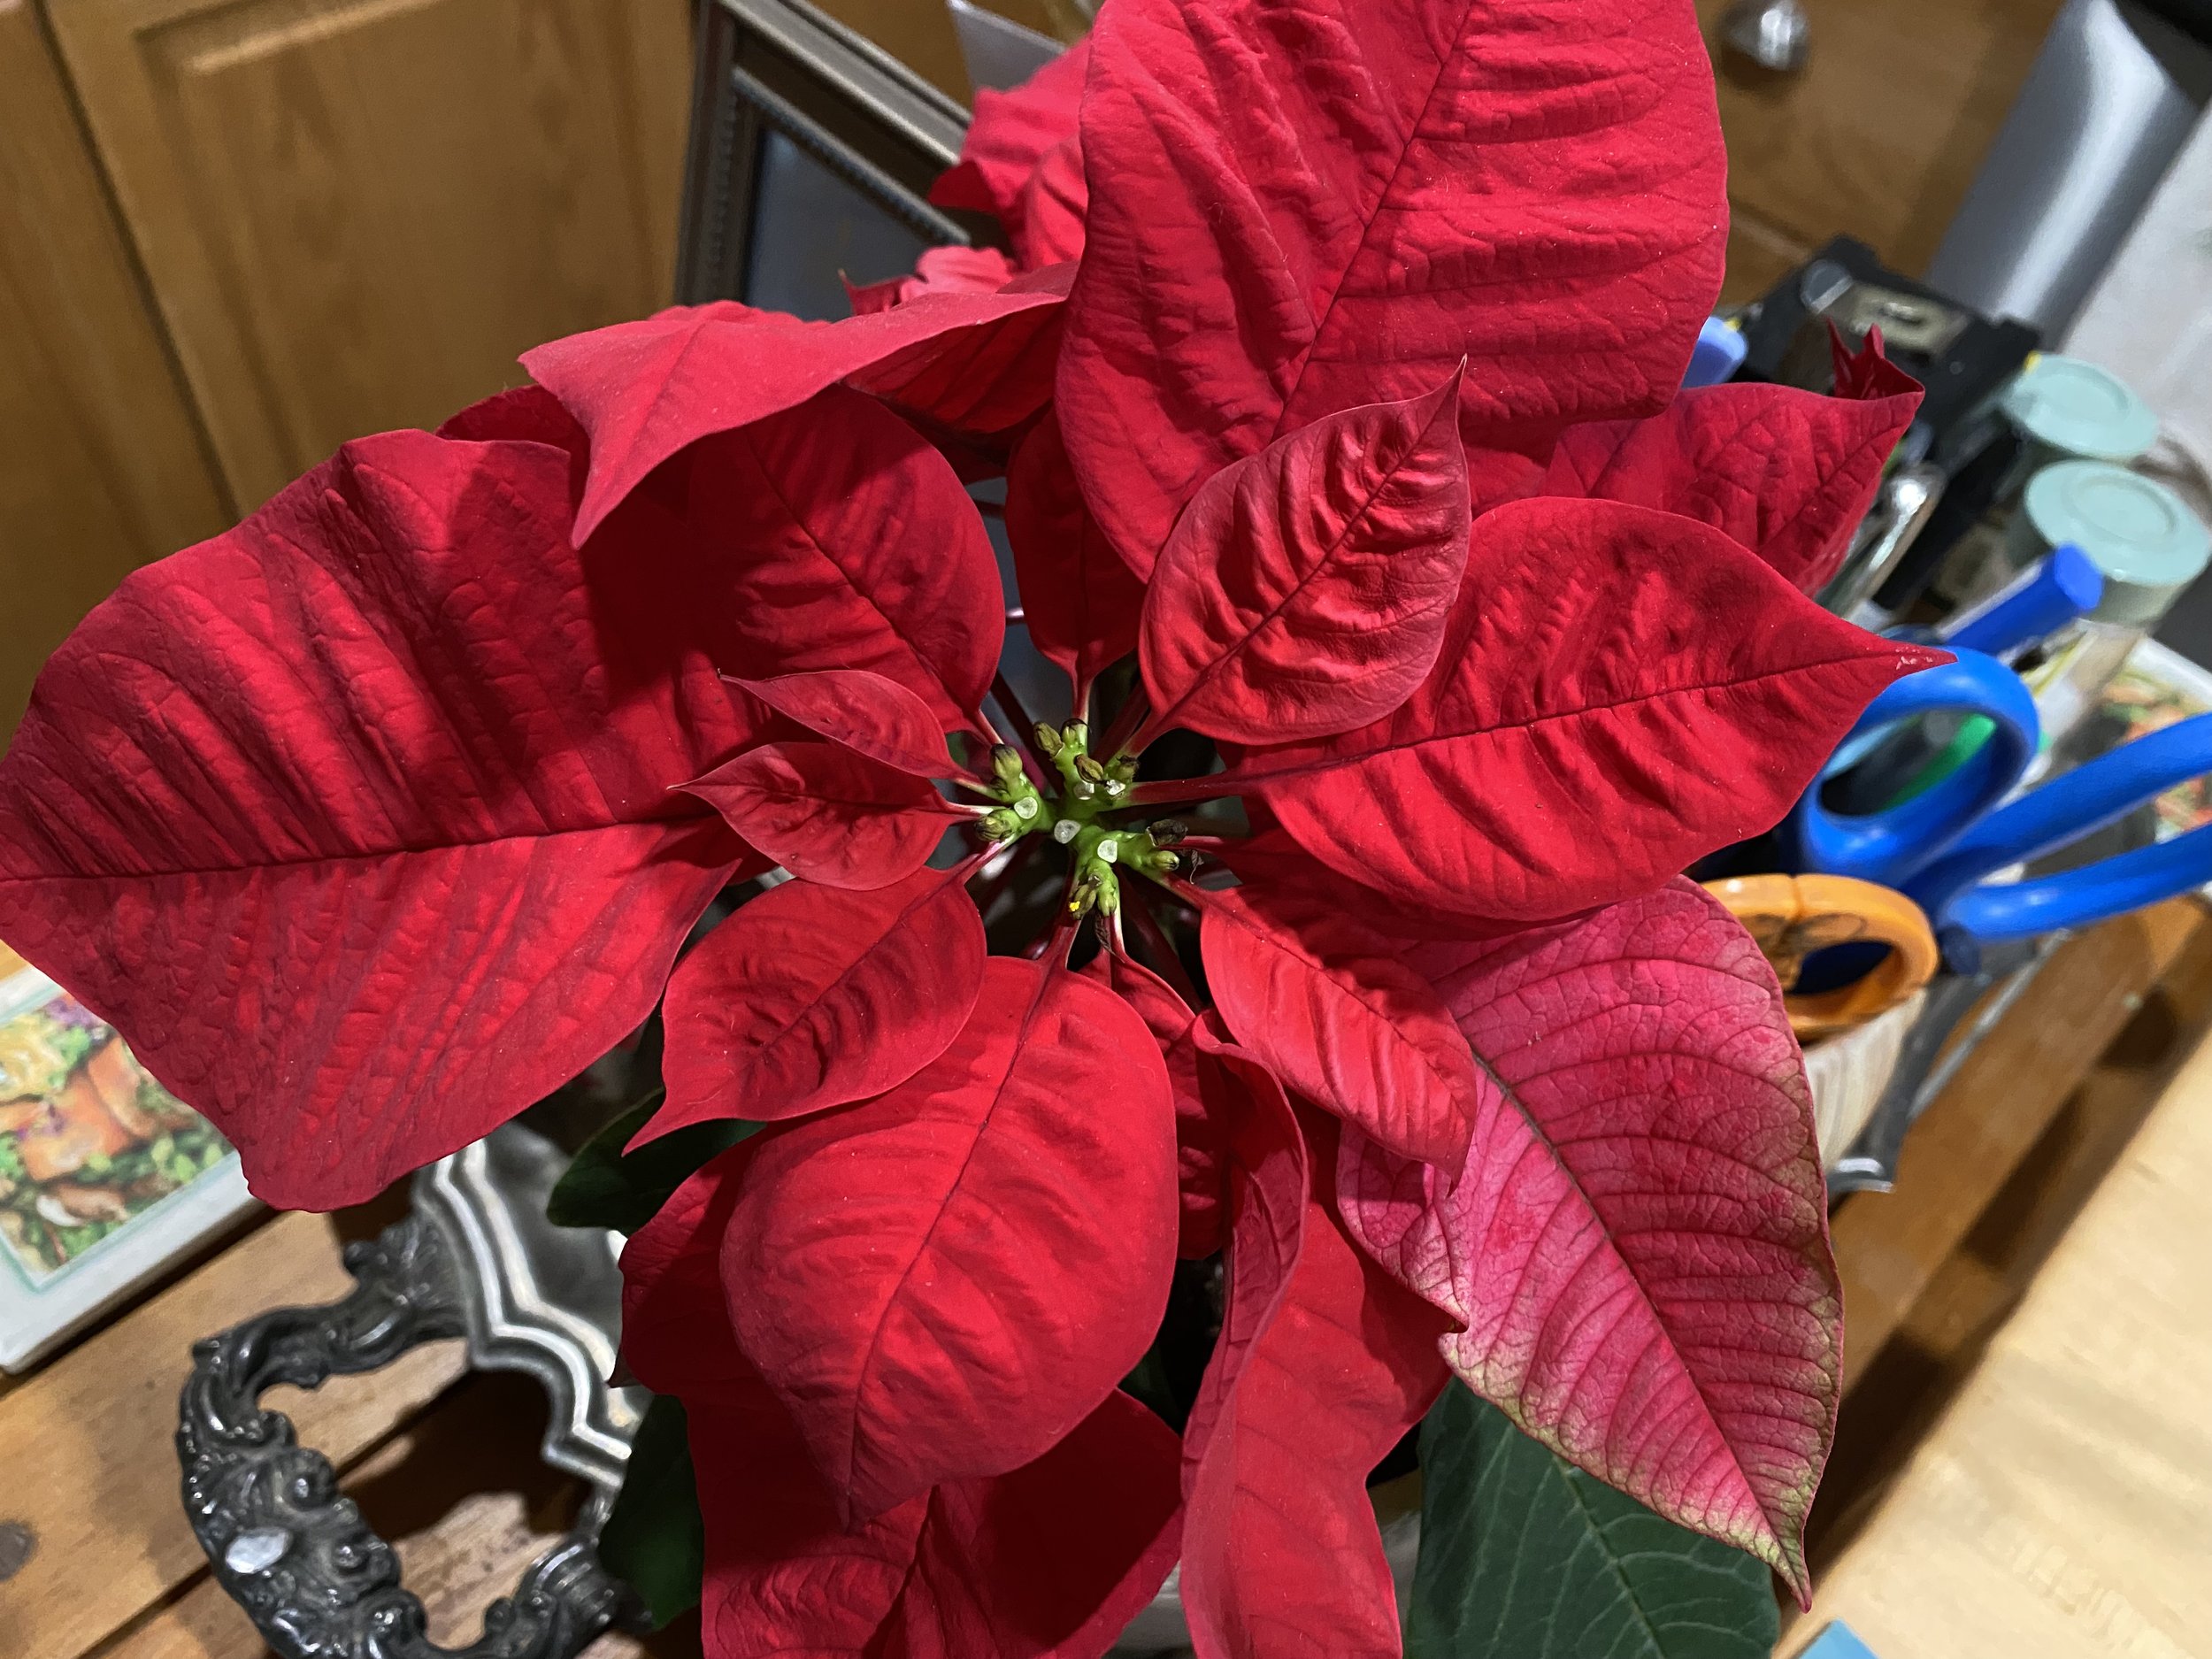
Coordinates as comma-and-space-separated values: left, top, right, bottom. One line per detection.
1785, 649, 2212, 939
1783, 648, 2041, 892
1792, 651, 2212, 1193
1906, 715, 2212, 960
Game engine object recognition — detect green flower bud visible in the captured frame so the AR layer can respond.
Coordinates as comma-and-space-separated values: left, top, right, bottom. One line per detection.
991, 743, 1027, 784
981, 808, 1024, 841
1073, 753, 1107, 784
1064, 720, 1089, 752
1033, 721, 1064, 757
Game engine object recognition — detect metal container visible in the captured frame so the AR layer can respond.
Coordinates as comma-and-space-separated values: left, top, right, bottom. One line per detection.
2009, 461, 2212, 748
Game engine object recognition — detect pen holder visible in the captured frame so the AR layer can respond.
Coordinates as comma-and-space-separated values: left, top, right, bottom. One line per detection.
1802, 989, 1924, 1170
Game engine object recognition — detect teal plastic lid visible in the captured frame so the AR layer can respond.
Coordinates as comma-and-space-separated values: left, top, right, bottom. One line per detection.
2002, 355, 2160, 462
2021, 461, 2211, 626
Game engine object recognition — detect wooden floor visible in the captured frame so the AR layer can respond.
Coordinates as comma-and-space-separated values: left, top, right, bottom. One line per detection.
3, 899, 2208, 1659
1788, 977, 2212, 1657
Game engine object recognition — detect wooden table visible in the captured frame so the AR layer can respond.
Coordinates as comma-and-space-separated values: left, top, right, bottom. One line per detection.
0, 1200, 698, 1658
1786, 995, 2212, 1657
4, 902, 2208, 1659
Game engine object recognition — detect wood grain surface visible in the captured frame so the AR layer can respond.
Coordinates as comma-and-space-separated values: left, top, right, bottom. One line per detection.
42, 0, 693, 512
1788, 1010, 2212, 1658
1807, 906, 2212, 1578
0, 0, 231, 745
1696, 0, 2067, 278
0, 1210, 465, 1659
1829, 899, 2207, 1390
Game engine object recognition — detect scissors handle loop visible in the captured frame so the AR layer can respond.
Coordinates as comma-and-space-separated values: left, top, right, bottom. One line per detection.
1784, 650, 2040, 890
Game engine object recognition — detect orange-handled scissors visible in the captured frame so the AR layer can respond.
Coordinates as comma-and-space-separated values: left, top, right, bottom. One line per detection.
1703, 873, 1939, 1040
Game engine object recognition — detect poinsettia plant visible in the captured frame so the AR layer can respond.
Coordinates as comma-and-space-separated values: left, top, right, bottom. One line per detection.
0, 0, 1942, 1654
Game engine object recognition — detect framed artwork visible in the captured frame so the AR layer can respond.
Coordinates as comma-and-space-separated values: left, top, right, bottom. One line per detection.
676, 0, 988, 315
2094, 638, 2212, 841
0, 945, 257, 1371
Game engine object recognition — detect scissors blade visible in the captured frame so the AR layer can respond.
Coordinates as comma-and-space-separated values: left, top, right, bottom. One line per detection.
1827, 934, 2060, 1196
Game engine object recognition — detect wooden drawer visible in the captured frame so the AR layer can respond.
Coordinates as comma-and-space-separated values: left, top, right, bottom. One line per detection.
1700, 0, 2066, 300
42, 0, 695, 513
0, 1, 231, 744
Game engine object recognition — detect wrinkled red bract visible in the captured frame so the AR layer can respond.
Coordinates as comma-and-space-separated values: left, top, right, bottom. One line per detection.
847, 264, 1076, 447
1211, 823, 1511, 946
1200, 886, 1482, 1165
684, 741, 952, 890
1008, 408, 1148, 705
1058, 0, 1728, 565
622, 1150, 1182, 1657
1140, 372, 1471, 743
1015, 137, 1089, 269
1239, 498, 1948, 919
931, 38, 1091, 267
655, 867, 987, 1134
1831, 323, 1918, 403
1184, 1110, 1453, 1659
1338, 879, 1840, 1595
718, 957, 1178, 1525
0, 424, 755, 1209
847, 243, 1020, 314
525, 275, 1071, 538
733, 669, 963, 780
1546, 376, 1924, 594
672, 388, 1006, 729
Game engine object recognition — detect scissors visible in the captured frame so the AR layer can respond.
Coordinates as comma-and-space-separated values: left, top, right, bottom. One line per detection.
1702, 872, 1939, 1039
1786, 655, 2212, 1191
1782, 646, 2042, 892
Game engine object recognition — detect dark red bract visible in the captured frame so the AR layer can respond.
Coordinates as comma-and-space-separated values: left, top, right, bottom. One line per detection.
0, 3, 1945, 1654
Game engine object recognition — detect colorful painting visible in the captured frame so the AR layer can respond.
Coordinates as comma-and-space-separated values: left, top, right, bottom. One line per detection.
0, 965, 233, 1287
2099, 640, 2212, 841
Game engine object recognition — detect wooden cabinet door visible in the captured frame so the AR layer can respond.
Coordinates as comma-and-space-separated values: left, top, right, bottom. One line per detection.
0, 0, 232, 744
42, 0, 693, 512
1701, 0, 2070, 302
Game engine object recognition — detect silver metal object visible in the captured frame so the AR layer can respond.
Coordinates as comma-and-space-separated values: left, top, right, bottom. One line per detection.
1817, 463, 1947, 618
1720, 0, 1810, 73
1832, 285, 1971, 359
1829, 937, 2062, 1195
676, 0, 977, 307
176, 1125, 637, 1658
1925, 0, 2212, 338
416, 1132, 643, 1486
947, 0, 1063, 92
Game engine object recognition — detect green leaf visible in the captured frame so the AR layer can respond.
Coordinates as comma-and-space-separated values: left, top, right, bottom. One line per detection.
1408, 1384, 1780, 1659
598, 1394, 705, 1628
545, 1094, 755, 1234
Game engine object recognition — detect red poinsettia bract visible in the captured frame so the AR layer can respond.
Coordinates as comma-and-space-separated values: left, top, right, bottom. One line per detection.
0, 1, 1944, 1654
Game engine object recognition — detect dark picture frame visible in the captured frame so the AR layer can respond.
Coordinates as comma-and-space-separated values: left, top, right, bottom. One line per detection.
675, 0, 993, 311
